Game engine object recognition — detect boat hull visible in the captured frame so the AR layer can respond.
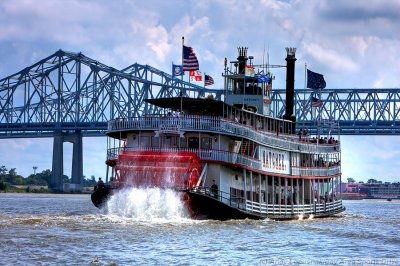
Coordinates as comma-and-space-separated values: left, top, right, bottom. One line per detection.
91, 187, 113, 208
187, 189, 346, 220
188, 190, 262, 220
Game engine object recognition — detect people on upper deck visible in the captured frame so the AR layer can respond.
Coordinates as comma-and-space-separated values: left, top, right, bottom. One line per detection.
256, 119, 262, 130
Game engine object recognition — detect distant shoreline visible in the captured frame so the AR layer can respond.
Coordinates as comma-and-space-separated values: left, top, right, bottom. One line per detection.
0, 185, 93, 194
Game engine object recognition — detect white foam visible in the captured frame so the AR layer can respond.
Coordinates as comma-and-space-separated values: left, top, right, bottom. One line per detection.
105, 187, 191, 222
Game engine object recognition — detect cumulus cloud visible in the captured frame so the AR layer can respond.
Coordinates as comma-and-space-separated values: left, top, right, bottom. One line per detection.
303, 42, 359, 72
319, 0, 400, 22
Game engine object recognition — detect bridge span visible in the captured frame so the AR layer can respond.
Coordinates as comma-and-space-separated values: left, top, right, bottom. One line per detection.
1, 50, 399, 190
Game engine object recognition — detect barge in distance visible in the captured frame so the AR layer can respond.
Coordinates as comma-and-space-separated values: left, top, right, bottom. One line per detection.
91, 47, 345, 220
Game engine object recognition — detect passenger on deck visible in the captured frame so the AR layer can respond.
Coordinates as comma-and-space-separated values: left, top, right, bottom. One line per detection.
95, 178, 105, 190
211, 180, 218, 199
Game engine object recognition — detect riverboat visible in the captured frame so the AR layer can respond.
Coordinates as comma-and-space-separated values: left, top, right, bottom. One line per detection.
91, 47, 345, 220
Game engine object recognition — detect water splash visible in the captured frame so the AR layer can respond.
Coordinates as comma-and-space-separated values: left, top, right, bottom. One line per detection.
105, 187, 190, 222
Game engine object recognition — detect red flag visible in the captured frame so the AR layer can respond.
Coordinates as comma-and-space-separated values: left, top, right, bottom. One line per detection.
190, 70, 202, 81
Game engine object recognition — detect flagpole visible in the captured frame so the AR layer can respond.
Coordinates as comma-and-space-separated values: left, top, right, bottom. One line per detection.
262, 44, 266, 98
181, 36, 184, 112
318, 88, 323, 141
204, 72, 206, 89
318, 87, 322, 141
304, 63, 307, 135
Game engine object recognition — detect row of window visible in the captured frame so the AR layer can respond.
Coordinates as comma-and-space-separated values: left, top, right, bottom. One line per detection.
137, 135, 213, 149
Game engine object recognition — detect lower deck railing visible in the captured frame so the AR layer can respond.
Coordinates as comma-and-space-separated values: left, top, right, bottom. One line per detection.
192, 187, 344, 217
244, 198, 343, 216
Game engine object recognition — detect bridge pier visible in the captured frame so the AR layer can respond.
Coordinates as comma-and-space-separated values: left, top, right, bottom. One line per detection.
51, 134, 64, 191
51, 131, 83, 192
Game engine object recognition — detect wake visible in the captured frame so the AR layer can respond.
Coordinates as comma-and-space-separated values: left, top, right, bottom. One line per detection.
105, 187, 191, 222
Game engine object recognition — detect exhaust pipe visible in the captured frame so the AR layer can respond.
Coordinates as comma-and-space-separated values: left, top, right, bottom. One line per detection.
283, 47, 296, 134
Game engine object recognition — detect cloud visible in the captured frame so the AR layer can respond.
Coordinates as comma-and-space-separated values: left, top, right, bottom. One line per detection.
0, 0, 105, 43
260, 0, 290, 10
319, 0, 400, 22
302, 42, 359, 72
351, 36, 369, 57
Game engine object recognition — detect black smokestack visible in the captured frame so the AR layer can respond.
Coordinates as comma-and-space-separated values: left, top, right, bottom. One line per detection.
283, 47, 296, 133
237, 47, 248, 74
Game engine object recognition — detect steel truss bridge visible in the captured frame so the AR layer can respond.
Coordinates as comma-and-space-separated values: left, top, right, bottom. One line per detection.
1, 50, 399, 189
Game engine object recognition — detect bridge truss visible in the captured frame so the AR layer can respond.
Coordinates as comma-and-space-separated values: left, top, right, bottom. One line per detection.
272, 88, 400, 135
0, 50, 223, 138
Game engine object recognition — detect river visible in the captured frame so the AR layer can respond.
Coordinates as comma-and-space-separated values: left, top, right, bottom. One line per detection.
0, 190, 399, 265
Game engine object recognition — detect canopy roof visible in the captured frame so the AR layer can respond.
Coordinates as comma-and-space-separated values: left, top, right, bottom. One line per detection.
145, 97, 226, 116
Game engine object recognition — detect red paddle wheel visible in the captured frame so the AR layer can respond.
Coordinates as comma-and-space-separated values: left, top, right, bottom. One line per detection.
115, 151, 202, 191
114, 151, 202, 215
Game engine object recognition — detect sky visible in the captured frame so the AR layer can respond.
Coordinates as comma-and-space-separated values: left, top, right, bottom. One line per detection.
0, 0, 399, 182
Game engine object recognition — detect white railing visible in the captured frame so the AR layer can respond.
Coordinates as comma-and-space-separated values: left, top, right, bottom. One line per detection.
106, 147, 341, 177
190, 187, 344, 217
245, 199, 344, 215
291, 165, 341, 177
108, 115, 340, 154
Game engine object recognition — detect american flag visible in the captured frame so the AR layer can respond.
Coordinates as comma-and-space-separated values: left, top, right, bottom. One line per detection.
205, 74, 214, 86
182, 45, 199, 71
312, 96, 323, 108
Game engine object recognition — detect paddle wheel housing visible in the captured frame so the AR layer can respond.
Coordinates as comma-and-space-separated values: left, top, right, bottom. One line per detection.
114, 151, 202, 190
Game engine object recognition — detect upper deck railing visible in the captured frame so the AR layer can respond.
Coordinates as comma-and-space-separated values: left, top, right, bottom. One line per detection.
108, 115, 340, 154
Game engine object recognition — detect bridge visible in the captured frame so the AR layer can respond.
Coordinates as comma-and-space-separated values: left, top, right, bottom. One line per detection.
1, 50, 399, 190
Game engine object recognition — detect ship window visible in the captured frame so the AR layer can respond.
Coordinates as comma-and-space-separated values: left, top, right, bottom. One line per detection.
162, 136, 177, 148
201, 137, 212, 149
151, 136, 160, 147
139, 136, 150, 147
179, 137, 187, 148
188, 137, 199, 149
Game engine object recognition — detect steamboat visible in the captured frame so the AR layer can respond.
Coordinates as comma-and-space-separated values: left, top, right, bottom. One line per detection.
91, 47, 345, 220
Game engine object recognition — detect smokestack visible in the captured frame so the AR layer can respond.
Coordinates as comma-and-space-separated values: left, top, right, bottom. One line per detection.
237, 47, 248, 74
283, 47, 297, 133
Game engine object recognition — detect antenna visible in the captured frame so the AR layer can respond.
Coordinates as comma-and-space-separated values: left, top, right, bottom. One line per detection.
267, 44, 270, 74
262, 43, 266, 74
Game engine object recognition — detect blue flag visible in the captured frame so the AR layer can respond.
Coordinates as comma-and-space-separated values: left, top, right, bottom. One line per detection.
172, 64, 183, 77
307, 69, 326, 90
258, 73, 271, 83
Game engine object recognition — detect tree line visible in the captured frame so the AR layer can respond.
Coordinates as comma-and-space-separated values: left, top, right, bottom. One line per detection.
0, 165, 98, 192
346, 177, 399, 185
